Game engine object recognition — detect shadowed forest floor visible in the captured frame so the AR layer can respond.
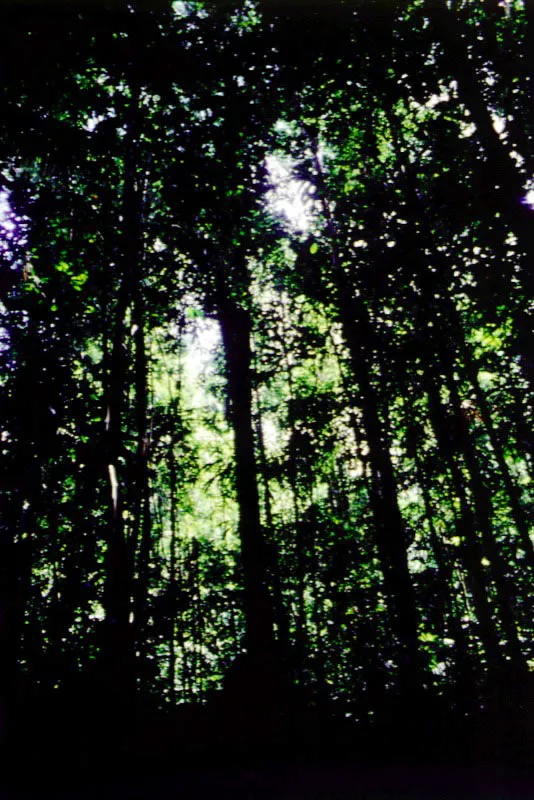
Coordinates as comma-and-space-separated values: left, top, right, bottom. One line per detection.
2, 763, 534, 800
2, 695, 534, 799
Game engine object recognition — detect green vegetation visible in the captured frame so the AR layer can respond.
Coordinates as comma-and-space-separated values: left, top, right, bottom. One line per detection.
0, 0, 532, 780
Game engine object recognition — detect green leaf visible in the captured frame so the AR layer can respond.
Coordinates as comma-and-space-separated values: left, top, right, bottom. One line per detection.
72, 273, 88, 290
309, 242, 319, 255
186, 307, 204, 319
420, 632, 437, 643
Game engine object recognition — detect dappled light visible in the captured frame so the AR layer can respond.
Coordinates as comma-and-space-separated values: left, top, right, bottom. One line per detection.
265, 154, 317, 233
0, 1, 532, 796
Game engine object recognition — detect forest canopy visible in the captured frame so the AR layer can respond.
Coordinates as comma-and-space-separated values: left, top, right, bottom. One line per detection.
0, 0, 532, 777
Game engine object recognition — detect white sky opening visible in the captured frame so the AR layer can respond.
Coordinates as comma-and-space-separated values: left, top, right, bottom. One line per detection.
172, 1, 199, 17
183, 317, 221, 384
264, 154, 316, 233
83, 107, 116, 134
0, 188, 27, 264
523, 186, 534, 210
0, 190, 15, 233
0, 189, 16, 343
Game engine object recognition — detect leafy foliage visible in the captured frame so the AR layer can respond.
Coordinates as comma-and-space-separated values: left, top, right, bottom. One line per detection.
0, 0, 532, 775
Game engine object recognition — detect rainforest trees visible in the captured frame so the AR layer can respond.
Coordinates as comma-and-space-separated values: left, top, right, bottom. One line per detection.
0, 0, 531, 767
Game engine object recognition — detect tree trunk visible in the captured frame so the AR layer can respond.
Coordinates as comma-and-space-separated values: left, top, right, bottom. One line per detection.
132, 277, 153, 679
217, 277, 277, 663
423, 368, 505, 669
253, 397, 291, 660
168, 325, 186, 705
341, 298, 422, 686
449, 325, 533, 572
393, 145, 534, 584
443, 362, 526, 669
426, 0, 534, 388
101, 105, 143, 716
278, 298, 308, 675
395, 190, 529, 670
406, 409, 477, 710
305, 132, 424, 691
167, 399, 181, 704
0, 319, 43, 750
